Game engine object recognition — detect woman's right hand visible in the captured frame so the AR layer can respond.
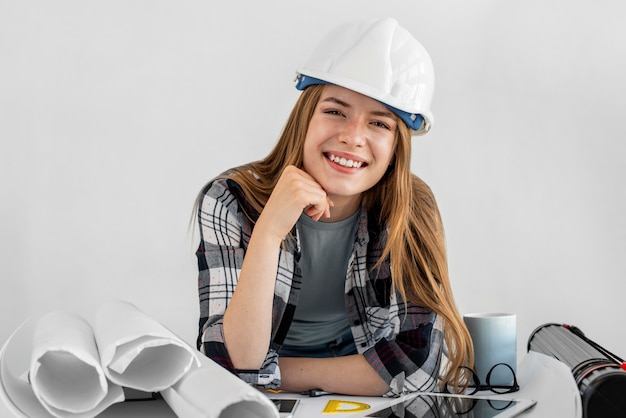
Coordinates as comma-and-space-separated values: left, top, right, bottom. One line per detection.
256, 165, 333, 241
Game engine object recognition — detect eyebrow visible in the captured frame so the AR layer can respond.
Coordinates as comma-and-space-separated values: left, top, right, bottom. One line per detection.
321, 96, 396, 119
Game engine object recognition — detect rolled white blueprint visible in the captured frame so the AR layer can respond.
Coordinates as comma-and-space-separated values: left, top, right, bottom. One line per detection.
161, 353, 279, 418
29, 311, 124, 418
93, 300, 200, 392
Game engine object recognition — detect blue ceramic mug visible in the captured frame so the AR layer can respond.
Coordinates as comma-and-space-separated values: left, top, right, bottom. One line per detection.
463, 313, 517, 387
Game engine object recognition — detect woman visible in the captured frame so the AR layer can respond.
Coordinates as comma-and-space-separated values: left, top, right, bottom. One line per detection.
195, 17, 473, 396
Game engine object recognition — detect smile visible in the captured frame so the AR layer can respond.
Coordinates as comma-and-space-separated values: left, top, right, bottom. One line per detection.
326, 153, 365, 168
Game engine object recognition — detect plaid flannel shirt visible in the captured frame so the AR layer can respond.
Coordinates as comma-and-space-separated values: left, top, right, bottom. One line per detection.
196, 177, 444, 396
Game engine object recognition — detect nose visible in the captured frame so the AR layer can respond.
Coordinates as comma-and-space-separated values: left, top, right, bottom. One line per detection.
339, 117, 366, 147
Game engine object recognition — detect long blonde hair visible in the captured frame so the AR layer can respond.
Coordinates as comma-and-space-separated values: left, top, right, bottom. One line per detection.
209, 84, 473, 388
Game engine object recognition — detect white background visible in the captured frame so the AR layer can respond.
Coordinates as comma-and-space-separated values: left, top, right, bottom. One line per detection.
1, 0, 625, 384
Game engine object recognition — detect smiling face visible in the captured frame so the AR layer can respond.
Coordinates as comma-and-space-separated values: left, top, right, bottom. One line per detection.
302, 84, 398, 219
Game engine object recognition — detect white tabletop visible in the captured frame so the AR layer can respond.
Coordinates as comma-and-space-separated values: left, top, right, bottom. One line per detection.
1, 352, 581, 417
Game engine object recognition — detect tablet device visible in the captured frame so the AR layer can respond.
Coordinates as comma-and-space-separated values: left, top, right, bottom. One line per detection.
364, 392, 536, 418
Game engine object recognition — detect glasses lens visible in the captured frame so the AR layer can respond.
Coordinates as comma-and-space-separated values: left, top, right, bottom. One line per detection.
446, 366, 479, 395
486, 363, 518, 394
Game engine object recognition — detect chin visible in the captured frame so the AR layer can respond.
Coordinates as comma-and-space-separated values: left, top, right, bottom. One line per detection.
325, 184, 368, 198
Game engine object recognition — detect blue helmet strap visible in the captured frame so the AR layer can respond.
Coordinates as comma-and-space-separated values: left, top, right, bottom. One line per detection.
295, 74, 423, 131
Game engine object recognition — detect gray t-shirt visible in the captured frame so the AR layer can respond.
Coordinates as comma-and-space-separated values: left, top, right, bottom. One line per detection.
281, 210, 360, 348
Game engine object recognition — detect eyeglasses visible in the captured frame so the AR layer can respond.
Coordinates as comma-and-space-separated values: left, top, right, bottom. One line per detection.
445, 362, 519, 395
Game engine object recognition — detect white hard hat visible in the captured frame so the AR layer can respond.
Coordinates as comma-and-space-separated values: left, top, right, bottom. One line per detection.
295, 17, 435, 135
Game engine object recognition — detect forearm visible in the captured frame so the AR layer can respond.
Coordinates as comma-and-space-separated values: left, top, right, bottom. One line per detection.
212, 166, 334, 372
223, 224, 282, 370
278, 355, 390, 396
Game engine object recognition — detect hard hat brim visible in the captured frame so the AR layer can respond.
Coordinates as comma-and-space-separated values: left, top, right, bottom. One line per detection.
295, 73, 429, 134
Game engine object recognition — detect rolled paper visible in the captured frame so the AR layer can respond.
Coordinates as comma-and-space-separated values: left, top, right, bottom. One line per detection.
94, 300, 200, 392
29, 311, 123, 417
161, 353, 279, 418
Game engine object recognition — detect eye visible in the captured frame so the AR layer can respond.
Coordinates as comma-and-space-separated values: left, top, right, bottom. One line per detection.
324, 109, 345, 117
372, 120, 391, 130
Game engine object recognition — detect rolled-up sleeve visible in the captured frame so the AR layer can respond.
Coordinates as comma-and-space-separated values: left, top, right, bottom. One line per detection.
196, 179, 281, 388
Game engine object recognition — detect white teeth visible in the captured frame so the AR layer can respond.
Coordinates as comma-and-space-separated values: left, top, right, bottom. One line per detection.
328, 154, 363, 168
